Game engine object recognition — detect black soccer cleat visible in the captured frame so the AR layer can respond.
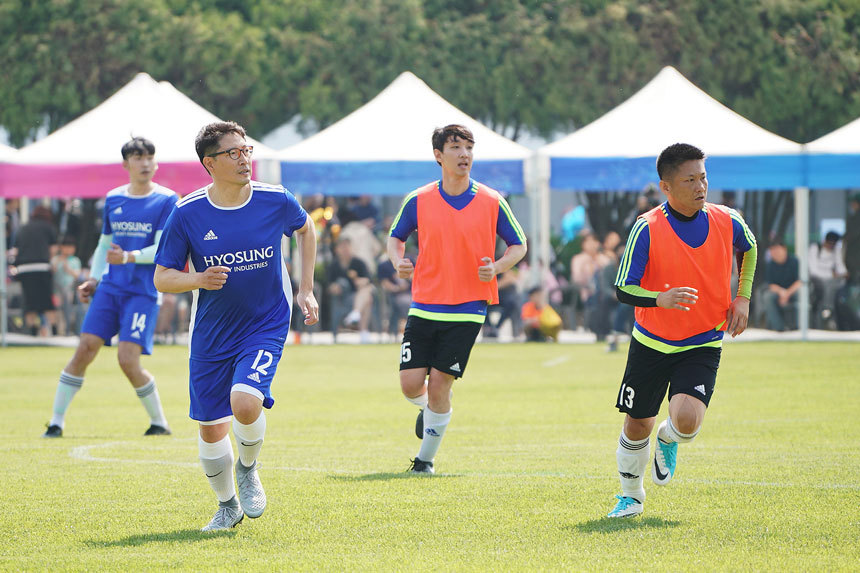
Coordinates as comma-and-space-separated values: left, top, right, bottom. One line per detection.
144, 424, 172, 436
407, 457, 434, 474
415, 409, 424, 439
42, 424, 62, 438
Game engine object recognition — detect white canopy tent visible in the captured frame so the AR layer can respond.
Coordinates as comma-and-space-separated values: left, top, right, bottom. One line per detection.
6, 72, 279, 198
279, 71, 531, 196
537, 66, 810, 335
806, 115, 860, 189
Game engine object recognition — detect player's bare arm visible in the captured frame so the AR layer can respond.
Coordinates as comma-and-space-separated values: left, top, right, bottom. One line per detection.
725, 295, 750, 337
294, 215, 319, 326
656, 286, 699, 311
154, 264, 229, 293
386, 236, 414, 279
477, 243, 527, 283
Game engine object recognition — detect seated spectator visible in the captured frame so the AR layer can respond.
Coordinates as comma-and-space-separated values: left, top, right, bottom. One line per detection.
570, 232, 611, 337
377, 254, 412, 338
763, 242, 801, 331
521, 287, 562, 342
484, 267, 522, 339
809, 231, 849, 329
326, 237, 374, 343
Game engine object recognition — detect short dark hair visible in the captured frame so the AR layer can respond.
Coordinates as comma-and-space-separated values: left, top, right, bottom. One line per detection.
195, 121, 247, 167
432, 124, 475, 164
121, 137, 155, 160
656, 143, 705, 180
825, 231, 841, 244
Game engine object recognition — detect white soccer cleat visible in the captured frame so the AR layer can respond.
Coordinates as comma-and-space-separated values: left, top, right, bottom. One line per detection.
652, 437, 678, 486
236, 460, 267, 518
607, 495, 643, 518
202, 504, 244, 532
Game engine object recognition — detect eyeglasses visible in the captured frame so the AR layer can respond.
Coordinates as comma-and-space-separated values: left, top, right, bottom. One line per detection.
206, 146, 254, 160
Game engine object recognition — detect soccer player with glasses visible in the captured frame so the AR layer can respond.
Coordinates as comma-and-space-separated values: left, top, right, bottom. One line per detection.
154, 121, 319, 531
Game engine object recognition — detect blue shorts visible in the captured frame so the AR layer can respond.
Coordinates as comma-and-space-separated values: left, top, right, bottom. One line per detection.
81, 288, 159, 355
188, 345, 284, 422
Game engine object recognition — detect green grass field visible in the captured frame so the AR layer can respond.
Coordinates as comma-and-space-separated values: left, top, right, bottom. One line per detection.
1, 341, 858, 571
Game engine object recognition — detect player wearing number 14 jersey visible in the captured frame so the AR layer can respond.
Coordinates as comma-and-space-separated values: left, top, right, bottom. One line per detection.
154, 121, 319, 531
42, 137, 177, 439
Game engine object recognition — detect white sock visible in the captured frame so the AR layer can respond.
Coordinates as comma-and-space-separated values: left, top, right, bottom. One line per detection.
50, 371, 83, 428
417, 407, 451, 462
616, 431, 649, 502
404, 384, 428, 408
658, 417, 698, 444
233, 412, 266, 467
199, 435, 236, 503
135, 378, 168, 427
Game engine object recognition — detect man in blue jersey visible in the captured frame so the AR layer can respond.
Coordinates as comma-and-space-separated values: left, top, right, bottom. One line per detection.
387, 125, 527, 474
154, 121, 319, 532
607, 143, 757, 518
42, 137, 178, 438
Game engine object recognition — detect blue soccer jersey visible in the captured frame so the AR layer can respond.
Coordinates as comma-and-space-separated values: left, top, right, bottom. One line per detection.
98, 184, 179, 300
155, 181, 308, 360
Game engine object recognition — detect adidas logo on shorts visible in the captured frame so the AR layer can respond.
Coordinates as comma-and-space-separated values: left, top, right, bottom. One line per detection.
247, 372, 261, 383
694, 384, 706, 395
449, 362, 461, 373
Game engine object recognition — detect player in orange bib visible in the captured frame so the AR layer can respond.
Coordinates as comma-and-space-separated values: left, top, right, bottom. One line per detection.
387, 125, 527, 474
607, 143, 757, 518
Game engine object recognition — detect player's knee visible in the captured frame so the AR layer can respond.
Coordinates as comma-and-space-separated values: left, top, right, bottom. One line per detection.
400, 371, 427, 397
672, 410, 701, 436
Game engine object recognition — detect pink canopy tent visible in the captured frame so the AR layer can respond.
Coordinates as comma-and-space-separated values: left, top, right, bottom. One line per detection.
0, 73, 277, 199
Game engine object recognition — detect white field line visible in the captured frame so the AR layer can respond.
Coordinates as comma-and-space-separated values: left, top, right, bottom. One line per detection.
542, 355, 571, 367
69, 441, 860, 490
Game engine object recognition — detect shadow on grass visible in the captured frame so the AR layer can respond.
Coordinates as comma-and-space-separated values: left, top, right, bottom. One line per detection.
85, 528, 237, 547
327, 472, 463, 482
570, 516, 682, 534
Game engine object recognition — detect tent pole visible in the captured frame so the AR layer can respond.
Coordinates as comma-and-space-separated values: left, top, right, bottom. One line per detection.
794, 186, 809, 340
1, 197, 6, 347
537, 154, 551, 288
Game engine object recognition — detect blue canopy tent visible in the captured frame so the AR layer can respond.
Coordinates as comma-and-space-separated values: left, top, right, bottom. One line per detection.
536, 67, 809, 334
278, 72, 531, 197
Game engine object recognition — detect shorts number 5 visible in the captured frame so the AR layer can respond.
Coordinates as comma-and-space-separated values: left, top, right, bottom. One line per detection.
400, 342, 411, 364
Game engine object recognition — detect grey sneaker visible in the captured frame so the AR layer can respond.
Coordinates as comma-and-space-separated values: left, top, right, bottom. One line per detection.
201, 501, 244, 532
236, 460, 267, 518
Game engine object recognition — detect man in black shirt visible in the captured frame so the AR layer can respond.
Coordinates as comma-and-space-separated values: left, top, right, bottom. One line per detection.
763, 242, 800, 331
326, 237, 374, 342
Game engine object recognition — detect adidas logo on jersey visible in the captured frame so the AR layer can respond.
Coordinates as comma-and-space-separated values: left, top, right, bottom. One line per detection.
694, 384, 706, 395
449, 362, 461, 373
247, 371, 261, 383
113, 206, 123, 214
204, 229, 218, 241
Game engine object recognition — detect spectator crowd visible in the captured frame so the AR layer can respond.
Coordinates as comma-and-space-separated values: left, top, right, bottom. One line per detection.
6, 190, 860, 342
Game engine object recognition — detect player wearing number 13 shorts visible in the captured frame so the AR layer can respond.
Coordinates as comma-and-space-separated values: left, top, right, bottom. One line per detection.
154, 121, 319, 531
607, 143, 757, 519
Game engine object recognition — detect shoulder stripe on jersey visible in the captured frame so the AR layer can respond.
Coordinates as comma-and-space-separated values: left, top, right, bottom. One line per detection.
176, 188, 208, 207
616, 218, 648, 286
389, 190, 420, 235
106, 185, 129, 197
729, 208, 757, 247
253, 182, 285, 193
498, 194, 527, 244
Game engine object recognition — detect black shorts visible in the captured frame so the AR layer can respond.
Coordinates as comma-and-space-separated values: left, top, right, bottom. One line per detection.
615, 337, 721, 419
18, 271, 55, 313
399, 315, 483, 378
